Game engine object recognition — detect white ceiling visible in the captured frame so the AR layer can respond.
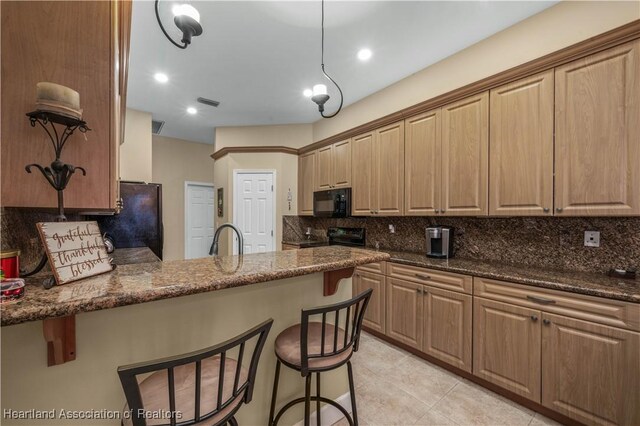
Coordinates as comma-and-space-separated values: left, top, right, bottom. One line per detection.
127, 1, 558, 144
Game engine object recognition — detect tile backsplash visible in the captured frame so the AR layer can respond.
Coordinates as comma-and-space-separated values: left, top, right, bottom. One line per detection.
283, 215, 640, 274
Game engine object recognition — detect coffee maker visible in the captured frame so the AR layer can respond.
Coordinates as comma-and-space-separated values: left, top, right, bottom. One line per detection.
426, 226, 454, 258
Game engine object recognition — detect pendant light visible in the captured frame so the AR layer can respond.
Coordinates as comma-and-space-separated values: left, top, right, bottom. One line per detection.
310, 0, 344, 118
155, 0, 203, 49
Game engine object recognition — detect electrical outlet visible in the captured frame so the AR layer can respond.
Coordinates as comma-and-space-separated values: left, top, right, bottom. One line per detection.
584, 231, 600, 248
389, 224, 396, 234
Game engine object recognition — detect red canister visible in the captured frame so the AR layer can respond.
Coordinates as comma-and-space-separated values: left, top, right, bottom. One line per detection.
1, 250, 20, 279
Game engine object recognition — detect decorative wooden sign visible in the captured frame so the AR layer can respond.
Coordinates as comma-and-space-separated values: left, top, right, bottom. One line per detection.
36, 221, 113, 285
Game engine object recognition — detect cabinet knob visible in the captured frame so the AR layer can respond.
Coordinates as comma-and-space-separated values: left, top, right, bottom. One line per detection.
414, 273, 431, 280
435, 209, 440, 214
441, 209, 446, 213
543, 207, 550, 213
556, 207, 563, 213
543, 319, 551, 325
530, 315, 538, 322
416, 288, 422, 294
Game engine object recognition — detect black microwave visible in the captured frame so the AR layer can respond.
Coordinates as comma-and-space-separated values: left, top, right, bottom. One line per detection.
313, 188, 351, 217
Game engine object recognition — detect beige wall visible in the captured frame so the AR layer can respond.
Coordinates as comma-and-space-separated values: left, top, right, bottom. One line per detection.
212, 152, 298, 256
312, 1, 640, 142
215, 124, 312, 151
152, 135, 214, 260
120, 109, 152, 182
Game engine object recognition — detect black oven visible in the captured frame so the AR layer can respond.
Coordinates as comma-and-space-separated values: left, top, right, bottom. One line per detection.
313, 188, 351, 217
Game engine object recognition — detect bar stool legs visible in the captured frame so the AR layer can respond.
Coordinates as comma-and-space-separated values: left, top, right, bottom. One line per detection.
268, 360, 358, 426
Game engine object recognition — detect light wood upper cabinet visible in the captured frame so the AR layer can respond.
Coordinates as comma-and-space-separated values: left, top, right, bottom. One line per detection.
541, 313, 640, 426
375, 121, 405, 216
473, 297, 541, 402
314, 139, 351, 191
353, 270, 386, 334
386, 277, 422, 349
423, 286, 472, 372
405, 110, 441, 215
298, 150, 316, 215
332, 139, 351, 188
315, 144, 333, 191
555, 40, 640, 216
1, 0, 131, 210
441, 92, 489, 216
351, 131, 376, 215
490, 71, 554, 216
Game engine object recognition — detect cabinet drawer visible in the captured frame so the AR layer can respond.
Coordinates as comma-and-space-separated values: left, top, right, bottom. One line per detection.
474, 277, 640, 332
386, 262, 472, 294
357, 261, 386, 274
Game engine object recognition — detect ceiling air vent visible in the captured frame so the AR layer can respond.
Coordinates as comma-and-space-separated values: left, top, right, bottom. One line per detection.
151, 120, 165, 135
197, 97, 220, 108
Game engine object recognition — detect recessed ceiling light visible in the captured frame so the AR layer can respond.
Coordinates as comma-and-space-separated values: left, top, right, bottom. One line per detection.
303, 89, 313, 97
154, 72, 169, 83
357, 48, 372, 61
187, 107, 197, 115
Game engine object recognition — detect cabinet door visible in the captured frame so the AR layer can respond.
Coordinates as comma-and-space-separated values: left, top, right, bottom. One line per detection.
541, 313, 640, 426
1, 1, 124, 209
386, 278, 422, 349
555, 40, 640, 216
423, 286, 472, 372
332, 139, 351, 188
441, 92, 489, 216
315, 145, 333, 191
473, 297, 541, 402
353, 270, 386, 334
405, 110, 441, 215
298, 151, 316, 215
375, 121, 404, 216
489, 71, 554, 216
351, 132, 376, 216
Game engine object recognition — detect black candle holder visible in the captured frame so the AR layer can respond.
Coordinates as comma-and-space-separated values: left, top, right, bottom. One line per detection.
21, 111, 91, 285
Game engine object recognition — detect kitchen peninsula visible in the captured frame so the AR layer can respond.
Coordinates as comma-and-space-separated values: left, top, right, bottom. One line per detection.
1, 247, 389, 425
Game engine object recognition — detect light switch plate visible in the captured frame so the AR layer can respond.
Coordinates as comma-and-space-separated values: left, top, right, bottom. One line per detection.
584, 231, 600, 248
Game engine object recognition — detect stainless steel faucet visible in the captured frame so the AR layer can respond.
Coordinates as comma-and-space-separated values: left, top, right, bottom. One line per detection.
209, 223, 244, 256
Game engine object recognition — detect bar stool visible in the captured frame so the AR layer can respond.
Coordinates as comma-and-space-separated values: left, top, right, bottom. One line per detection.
117, 319, 273, 426
269, 289, 373, 426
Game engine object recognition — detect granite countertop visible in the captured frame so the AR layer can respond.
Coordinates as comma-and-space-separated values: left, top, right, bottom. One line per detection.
282, 239, 329, 248
382, 250, 639, 303
1, 246, 389, 326
111, 247, 161, 265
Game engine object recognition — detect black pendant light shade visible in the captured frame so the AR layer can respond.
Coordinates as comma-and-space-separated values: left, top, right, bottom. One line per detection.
155, 0, 203, 49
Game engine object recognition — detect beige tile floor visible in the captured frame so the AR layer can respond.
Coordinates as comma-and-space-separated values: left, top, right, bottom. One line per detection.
333, 332, 563, 426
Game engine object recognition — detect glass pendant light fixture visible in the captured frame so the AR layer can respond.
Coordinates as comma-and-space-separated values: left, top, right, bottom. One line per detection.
155, 0, 203, 49
310, 0, 344, 118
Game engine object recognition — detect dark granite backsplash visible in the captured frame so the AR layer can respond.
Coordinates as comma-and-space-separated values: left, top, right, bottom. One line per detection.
0, 208, 83, 272
283, 215, 640, 274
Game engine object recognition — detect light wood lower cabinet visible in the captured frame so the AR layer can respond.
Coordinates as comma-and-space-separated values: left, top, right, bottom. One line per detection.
541, 313, 640, 426
423, 286, 472, 372
473, 297, 541, 403
353, 270, 386, 334
386, 277, 422, 349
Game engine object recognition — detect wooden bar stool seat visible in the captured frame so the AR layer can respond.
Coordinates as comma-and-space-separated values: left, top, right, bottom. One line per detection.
118, 319, 273, 426
269, 289, 373, 426
123, 356, 247, 426
275, 322, 352, 370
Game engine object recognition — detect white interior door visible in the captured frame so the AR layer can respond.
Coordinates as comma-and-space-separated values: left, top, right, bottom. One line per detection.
185, 183, 215, 259
234, 171, 275, 254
